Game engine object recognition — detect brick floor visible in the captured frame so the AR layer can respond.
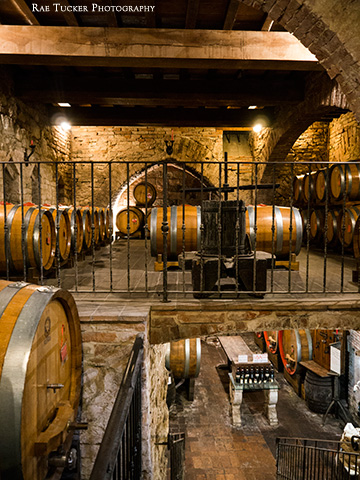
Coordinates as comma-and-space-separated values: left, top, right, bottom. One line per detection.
168, 335, 344, 479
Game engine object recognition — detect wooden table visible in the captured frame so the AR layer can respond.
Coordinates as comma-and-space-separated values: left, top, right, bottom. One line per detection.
218, 335, 279, 427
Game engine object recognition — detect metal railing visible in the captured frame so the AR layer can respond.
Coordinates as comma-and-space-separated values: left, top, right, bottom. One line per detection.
276, 437, 360, 479
89, 335, 143, 480
1, 159, 360, 300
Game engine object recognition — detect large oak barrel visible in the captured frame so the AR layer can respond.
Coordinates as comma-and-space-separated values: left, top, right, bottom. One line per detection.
326, 209, 341, 247
315, 169, 328, 204
293, 175, 305, 204
80, 208, 92, 250
263, 331, 279, 355
97, 207, 106, 243
309, 209, 325, 244
338, 205, 360, 248
133, 181, 156, 207
278, 329, 313, 375
0, 204, 56, 273
303, 172, 317, 203
150, 205, 201, 259
330, 162, 360, 201
61, 206, 83, 254
353, 216, 360, 258
246, 205, 303, 258
165, 338, 201, 379
304, 371, 332, 414
88, 207, 100, 245
0, 280, 82, 480
116, 206, 145, 236
103, 207, 111, 240
44, 206, 72, 262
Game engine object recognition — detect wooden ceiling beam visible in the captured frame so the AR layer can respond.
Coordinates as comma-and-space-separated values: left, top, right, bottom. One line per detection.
48, 105, 275, 127
0, 26, 320, 71
9, 0, 39, 25
16, 76, 304, 106
55, 0, 78, 26
223, 0, 240, 30
185, 0, 200, 29
261, 15, 274, 32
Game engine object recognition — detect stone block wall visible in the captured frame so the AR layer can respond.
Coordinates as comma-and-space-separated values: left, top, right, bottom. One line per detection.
80, 313, 169, 480
70, 126, 223, 208
0, 66, 72, 205
329, 112, 360, 163
347, 330, 360, 419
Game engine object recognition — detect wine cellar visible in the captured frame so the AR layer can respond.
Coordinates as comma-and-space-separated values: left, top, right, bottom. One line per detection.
1, 1, 360, 479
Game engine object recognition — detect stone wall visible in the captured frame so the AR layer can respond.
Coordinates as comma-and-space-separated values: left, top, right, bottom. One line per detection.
70, 126, 223, 208
0, 66, 72, 205
79, 313, 169, 480
348, 330, 360, 418
329, 112, 360, 163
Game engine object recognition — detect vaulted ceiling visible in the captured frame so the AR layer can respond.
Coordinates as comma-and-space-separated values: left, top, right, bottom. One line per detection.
0, 0, 323, 127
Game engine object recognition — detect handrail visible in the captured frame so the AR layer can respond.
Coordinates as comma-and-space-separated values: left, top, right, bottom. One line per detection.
89, 334, 144, 480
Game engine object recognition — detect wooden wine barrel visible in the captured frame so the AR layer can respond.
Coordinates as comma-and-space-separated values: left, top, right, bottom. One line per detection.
116, 206, 144, 236
91, 207, 101, 245
278, 329, 313, 375
44, 207, 72, 262
293, 175, 305, 204
61, 206, 83, 254
263, 331, 279, 354
309, 209, 325, 244
353, 216, 360, 258
330, 162, 360, 201
246, 205, 303, 258
165, 338, 201, 379
304, 370, 332, 414
303, 172, 317, 203
326, 209, 341, 247
0, 204, 56, 273
300, 209, 309, 244
133, 182, 156, 207
0, 280, 82, 480
150, 205, 201, 259
254, 332, 266, 352
338, 205, 360, 248
104, 207, 111, 239
97, 207, 106, 243
80, 208, 92, 250
315, 169, 328, 204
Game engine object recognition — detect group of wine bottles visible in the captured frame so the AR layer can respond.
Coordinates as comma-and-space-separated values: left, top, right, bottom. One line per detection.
235, 364, 275, 385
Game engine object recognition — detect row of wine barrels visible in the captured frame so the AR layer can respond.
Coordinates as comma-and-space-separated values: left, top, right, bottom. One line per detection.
148, 204, 302, 259
0, 280, 82, 480
165, 338, 201, 379
293, 162, 360, 206
305, 206, 360, 253
0, 204, 111, 274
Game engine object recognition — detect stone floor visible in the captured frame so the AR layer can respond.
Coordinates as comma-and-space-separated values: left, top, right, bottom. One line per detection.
167, 335, 345, 480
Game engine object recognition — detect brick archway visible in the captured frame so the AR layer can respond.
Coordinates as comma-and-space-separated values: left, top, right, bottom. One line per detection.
241, 0, 360, 121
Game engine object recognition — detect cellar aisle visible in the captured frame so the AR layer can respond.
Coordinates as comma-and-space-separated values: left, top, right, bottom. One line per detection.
168, 336, 345, 480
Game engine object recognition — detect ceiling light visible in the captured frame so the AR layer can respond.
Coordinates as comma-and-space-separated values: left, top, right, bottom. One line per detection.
253, 123, 263, 133
60, 121, 71, 131
248, 106, 257, 109
58, 103, 71, 107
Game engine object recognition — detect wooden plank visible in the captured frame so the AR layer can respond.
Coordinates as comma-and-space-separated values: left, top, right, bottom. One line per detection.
9, 0, 40, 25
0, 26, 320, 70
223, 0, 240, 30
185, 0, 200, 29
218, 335, 253, 364
299, 360, 332, 378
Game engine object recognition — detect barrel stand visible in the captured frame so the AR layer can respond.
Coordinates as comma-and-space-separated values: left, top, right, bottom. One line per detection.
191, 251, 271, 298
